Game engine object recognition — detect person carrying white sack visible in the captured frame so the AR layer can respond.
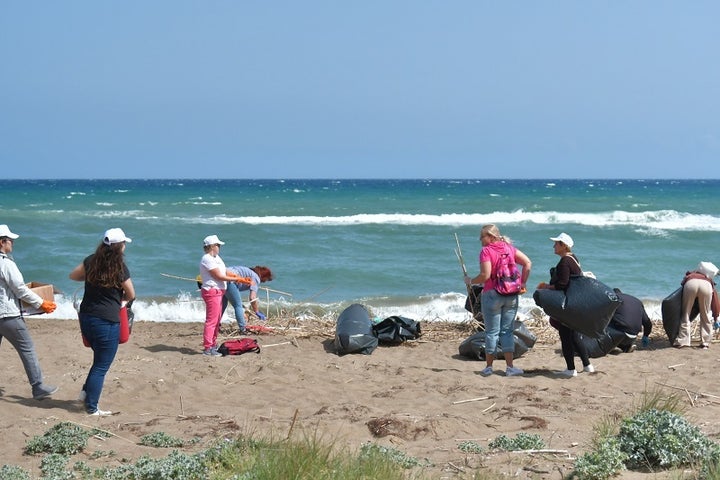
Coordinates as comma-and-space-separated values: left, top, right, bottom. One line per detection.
674, 261, 720, 349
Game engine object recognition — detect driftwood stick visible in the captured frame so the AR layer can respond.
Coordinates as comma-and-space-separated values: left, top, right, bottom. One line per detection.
655, 382, 720, 400
159, 273, 291, 296
287, 408, 299, 440
452, 396, 491, 405
482, 402, 496, 413
454, 233, 479, 319
70, 421, 136, 445
514, 449, 570, 455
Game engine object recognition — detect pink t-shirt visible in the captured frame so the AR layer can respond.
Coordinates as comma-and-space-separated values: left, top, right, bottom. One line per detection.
479, 241, 516, 291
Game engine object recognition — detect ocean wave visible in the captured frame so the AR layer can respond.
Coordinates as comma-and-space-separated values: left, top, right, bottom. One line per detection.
45, 290, 666, 325
166, 210, 720, 231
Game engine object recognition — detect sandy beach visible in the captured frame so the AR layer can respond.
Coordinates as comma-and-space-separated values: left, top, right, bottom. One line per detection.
1, 314, 719, 478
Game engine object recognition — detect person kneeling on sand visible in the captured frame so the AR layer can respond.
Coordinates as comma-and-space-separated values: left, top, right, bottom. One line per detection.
609, 288, 653, 352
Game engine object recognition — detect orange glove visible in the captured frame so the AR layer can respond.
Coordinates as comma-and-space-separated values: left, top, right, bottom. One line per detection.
40, 300, 56, 314
228, 274, 252, 285
536, 282, 549, 290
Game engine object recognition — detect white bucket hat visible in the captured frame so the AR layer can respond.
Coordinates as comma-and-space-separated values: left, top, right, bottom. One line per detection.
0, 224, 19, 239
103, 228, 132, 245
697, 261, 719, 279
203, 234, 225, 246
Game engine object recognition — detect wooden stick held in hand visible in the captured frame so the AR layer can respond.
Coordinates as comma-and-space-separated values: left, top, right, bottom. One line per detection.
454, 233, 479, 318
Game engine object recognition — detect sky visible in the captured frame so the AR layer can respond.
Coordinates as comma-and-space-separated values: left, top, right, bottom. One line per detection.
2, 2, 719, 180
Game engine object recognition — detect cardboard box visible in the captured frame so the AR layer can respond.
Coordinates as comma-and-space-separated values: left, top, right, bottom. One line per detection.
21, 282, 55, 316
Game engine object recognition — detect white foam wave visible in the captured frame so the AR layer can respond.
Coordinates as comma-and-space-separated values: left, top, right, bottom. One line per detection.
45, 290, 666, 326
168, 210, 720, 231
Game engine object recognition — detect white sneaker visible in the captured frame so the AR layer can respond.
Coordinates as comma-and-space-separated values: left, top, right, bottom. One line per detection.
89, 409, 112, 416
479, 366, 493, 377
505, 366, 524, 377
555, 369, 577, 378
583, 364, 595, 373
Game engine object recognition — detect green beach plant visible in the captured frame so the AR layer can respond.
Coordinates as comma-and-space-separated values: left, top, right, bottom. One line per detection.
488, 432, 545, 451
0, 465, 31, 480
24, 422, 94, 456
573, 388, 720, 479
139, 431, 186, 448
458, 440, 485, 454
617, 408, 720, 470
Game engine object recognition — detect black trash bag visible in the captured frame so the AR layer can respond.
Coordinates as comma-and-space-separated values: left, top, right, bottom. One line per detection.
513, 319, 537, 350
464, 285, 483, 319
458, 320, 535, 360
661, 287, 700, 345
578, 324, 633, 358
372, 316, 421, 344
533, 275, 622, 338
334, 304, 378, 355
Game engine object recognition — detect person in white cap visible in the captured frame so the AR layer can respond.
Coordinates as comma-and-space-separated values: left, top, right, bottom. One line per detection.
69, 227, 135, 415
0, 224, 59, 400
198, 234, 244, 356
674, 261, 720, 349
536, 232, 595, 377
0, 224, 58, 400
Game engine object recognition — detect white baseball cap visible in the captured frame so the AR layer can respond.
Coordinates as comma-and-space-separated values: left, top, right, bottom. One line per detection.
103, 228, 132, 245
203, 234, 225, 246
0, 224, 19, 239
550, 232, 574, 248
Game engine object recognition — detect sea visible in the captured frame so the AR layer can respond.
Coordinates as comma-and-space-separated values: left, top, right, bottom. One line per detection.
2, 179, 719, 325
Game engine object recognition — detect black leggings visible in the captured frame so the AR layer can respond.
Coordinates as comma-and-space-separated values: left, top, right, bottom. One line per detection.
558, 324, 590, 371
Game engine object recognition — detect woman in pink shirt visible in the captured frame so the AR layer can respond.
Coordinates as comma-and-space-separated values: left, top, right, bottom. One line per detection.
464, 224, 532, 377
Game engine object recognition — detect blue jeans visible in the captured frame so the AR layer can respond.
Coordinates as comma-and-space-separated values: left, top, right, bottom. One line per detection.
480, 289, 518, 355
79, 314, 119, 413
222, 282, 246, 330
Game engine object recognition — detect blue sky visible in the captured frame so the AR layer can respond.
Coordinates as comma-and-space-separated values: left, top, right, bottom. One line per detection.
2, 2, 718, 179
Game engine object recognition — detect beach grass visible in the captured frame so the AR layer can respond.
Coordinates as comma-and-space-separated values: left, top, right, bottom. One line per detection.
10, 423, 429, 480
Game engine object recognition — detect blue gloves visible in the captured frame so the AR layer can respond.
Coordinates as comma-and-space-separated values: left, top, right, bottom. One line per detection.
641, 336, 650, 347
714, 321, 720, 330
256, 311, 267, 321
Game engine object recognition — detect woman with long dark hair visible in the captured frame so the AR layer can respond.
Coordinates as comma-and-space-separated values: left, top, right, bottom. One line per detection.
70, 228, 135, 415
